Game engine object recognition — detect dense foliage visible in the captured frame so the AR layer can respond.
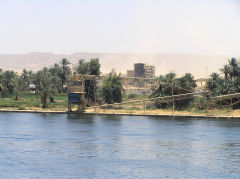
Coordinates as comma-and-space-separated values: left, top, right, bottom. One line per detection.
48, 58, 71, 92
0, 58, 102, 108
74, 58, 100, 75
2, 56, 240, 110
206, 58, 240, 96
151, 72, 197, 109
101, 73, 123, 104
34, 67, 61, 108
0, 58, 72, 108
74, 58, 101, 103
0, 69, 30, 100
206, 58, 240, 108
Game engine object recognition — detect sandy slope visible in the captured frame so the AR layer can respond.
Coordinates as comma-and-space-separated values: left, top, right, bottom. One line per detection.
0, 52, 229, 78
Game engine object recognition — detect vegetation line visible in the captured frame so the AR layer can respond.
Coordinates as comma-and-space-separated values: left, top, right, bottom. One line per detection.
0, 57, 240, 116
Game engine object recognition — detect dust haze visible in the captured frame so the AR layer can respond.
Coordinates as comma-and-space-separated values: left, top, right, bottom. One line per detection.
0, 52, 230, 78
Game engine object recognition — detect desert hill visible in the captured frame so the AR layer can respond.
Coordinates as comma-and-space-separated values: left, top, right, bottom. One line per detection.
0, 52, 231, 78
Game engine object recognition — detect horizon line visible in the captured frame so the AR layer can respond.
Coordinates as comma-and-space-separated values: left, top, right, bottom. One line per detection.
0, 51, 236, 57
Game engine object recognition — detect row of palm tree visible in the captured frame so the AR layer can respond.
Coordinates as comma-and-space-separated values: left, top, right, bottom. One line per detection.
0, 58, 101, 108
151, 72, 197, 109
220, 58, 240, 80
207, 58, 240, 96
5, 57, 239, 109
0, 69, 32, 100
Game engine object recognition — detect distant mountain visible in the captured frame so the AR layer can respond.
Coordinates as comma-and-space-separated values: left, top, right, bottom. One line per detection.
0, 52, 231, 78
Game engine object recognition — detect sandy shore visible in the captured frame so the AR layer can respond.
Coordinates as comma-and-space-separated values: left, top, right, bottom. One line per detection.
0, 107, 240, 120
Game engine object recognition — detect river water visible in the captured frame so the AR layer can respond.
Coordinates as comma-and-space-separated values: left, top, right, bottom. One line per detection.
0, 113, 240, 178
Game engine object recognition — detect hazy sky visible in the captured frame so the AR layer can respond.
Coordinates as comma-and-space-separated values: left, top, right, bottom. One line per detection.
0, 0, 240, 55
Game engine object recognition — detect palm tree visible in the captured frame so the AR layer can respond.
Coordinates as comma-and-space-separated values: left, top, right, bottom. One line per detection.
35, 68, 61, 108
14, 75, 26, 100
74, 59, 89, 74
59, 58, 71, 88
178, 73, 197, 93
88, 58, 101, 75
228, 58, 239, 79
165, 72, 178, 95
152, 72, 177, 97
152, 72, 197, 110
206, 72, 223, 96
2, 70, 17, 94
220, 64, 230, 80
21, 69, 33, 90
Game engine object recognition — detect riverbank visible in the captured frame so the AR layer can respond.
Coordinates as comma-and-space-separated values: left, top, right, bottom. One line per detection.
1, 92, 240, 119
1, 107, 240, 120
85, 108, 240, 120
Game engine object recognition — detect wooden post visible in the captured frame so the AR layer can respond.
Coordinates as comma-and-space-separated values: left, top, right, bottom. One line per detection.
68, 102, 72, 112
82, 80, 85, 112
173, 98, 175, 116
78, 103, 81, 112
68, 103, 70, 112
94, 80, 97, 113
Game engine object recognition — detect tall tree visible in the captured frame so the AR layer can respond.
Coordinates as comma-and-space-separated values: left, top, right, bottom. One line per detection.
34, 68, 61, 108
74, 58, 101, 103
59, 58, 71, 88
206, 58, 240, 108
74, 58, 100, 75
86, 58, 101, 102
74, 59, 89, 74
88, 58, 101, 75
21, 69, 34, 90
14, 75, 26, 100
101, 75, 113, 104
206, 72, 224, 96
2, 70, 17, 94
101, 73, 123, 104
228, 58, 239, 79
178, 73, 197, 93
151, 72, 178, 98
220, 64, 230, 80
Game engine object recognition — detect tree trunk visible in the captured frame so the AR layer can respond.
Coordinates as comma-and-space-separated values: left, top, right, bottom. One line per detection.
42, 92, 47, 108
50, 96, 54, 103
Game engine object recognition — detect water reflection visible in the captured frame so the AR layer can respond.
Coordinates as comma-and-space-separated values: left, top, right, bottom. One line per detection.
67, 114, 96, 125
98, 114, 123, 121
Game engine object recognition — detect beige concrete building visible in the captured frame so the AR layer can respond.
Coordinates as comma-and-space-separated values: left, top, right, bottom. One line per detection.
127, 70, 135, 77
145, 65, 155, 78
126, 64, 155, 78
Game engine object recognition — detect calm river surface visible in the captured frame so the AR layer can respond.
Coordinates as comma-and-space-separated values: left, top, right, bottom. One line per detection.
0, 113, 240, 178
